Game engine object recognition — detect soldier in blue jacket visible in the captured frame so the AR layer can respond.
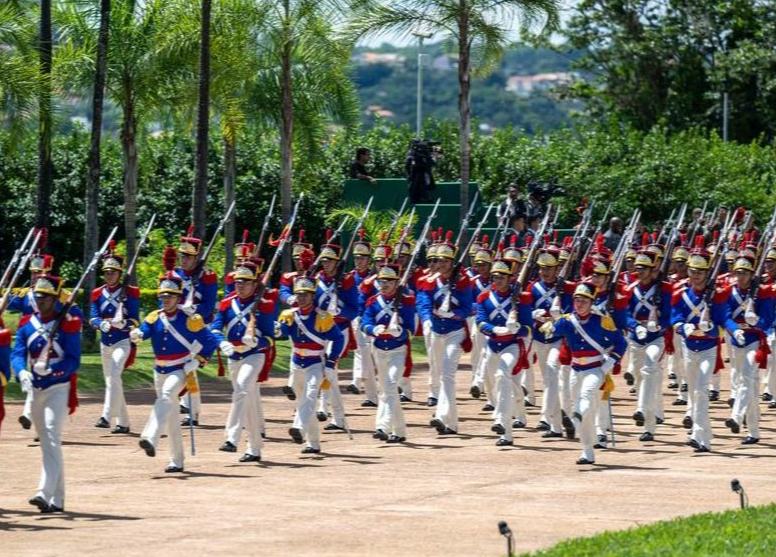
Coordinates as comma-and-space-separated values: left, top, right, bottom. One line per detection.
12, 275, 82, 512
541, 282, 626, 465
88, 247, 140, 434
361, 264, 416, 443
279, 276, 345, 454
211, 260, 276, 463
132, 272, 218, 473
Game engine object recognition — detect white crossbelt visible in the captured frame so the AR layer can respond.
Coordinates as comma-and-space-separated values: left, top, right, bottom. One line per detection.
158, 313, 202, 366
27, 315, 64, 367
293, 311, 327, 348
569, 314, 608, 365
534, 282, 556, 309
632, 283, 657, 315
487, 291, 511, 321
681, 290, 706, 320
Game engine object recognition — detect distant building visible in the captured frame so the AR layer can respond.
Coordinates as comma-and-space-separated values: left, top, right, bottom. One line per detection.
505, 72, 574, 97
364, 105, 395, 119
431, 55, 456, 71
353, 52, 407, 67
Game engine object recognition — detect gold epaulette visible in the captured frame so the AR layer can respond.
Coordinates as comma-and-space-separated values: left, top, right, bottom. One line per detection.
601, 314, 617, 332
187, 313, 205, 332
278, 309, 296, 326
314, 310, 334, 333
145, 310, 160, 324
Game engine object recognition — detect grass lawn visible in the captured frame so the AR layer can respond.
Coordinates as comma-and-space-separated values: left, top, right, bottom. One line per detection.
522, 504, 776, 557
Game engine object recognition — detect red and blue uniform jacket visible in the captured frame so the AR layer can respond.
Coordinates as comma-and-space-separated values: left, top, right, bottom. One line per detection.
279, 307, 344, 369
417, 273, 473, 334
171, 266, 218, 323
476, 288, 530, 352
469, 274, 490, 317
89, 284, 140, 346
616, 280, 673, 345
551, 313, 626, 371
12, 306, 82, 389
360, 292, 416, 350
138, 310, 218, 374
315, 270, 358, 327
724, 283, 775, 347
670, 285, 731, 352
520, 280, 571, 344
210, 292, 277, 359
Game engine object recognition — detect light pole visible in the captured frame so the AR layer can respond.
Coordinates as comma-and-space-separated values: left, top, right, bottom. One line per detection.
411, 30, 434, 138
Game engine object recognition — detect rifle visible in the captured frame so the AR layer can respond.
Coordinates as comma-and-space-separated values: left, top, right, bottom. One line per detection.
326, 197, 374, 313
386, 197, 409, 242
391, 206, 416, 264
0, 227, 35, 292
548, 204, 594, 314
305, 215, 350, 279
39, 227, 118, 368
698, 211, 736, 324
115, 213, 157, 324
646, 204, 687, 326
388, 199, 442, 332
579, 202, 609, 264
606, 209, 641, 310
742, 206, 776, 318
184, 200, 237, 308
687, 200, 708, 246
0, 229, 43, 315
253, 194, 277, 257
454, 190, 479, 248
492, 196, 513, 249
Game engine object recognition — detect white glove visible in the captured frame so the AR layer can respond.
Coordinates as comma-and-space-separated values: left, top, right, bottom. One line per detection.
219, 341, 235, 357
373, 324, 387, 336
99, 320, 112, 333
734, 329, 746, 345
540, 321, 555, 338
601, 355, 615, 374
492, 326, 511, 336
646, 321, 660, 333
698, 320, 713, 333
18, 370, 33, 393
549, 306, 561, 320
505, 320, 519, 334
422, 321, 432, 336
130, 328, 144, 344
33, 361, 51, 377
183, 359, 199, 374
387, 326, 402, 338
682, 323, 696, 337
242, 335, 258, 348
179, 302, 195, 315
286, 295, 297, 306
532, 308, 549, 322
745, 312, 759, 327
434, 308, 454, 319
635, 325, 647, 340
111, 318, 127, 330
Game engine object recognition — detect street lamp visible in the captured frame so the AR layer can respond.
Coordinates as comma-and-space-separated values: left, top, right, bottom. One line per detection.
411, 30, 434, 138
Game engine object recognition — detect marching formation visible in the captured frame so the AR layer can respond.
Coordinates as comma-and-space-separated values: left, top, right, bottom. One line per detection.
3, 193, 776, 514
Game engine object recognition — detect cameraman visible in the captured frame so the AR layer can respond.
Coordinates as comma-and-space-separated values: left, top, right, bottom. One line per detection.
406, 139, 440, 203
496, 183, 527, 227
526, 179, 565, 218
349, 147, 377, 183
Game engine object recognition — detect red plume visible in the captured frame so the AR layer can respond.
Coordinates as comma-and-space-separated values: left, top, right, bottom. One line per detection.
651, 231, 658, 243
186, 224, 195, 237
713, 230, 719, 243
38, 227, 48, 250
750, 230, 758, 243
241, 245, 249, 258
325, 228, 333, 242
563, 235, 573, 247
162, 245, 177, 271
553, 230, 558, 244
108, 239, 116, 252
679, 232, 687, 246
595, 233, 604, 251
358, 228, 365, 240
298, 229, 305, 242
694, 235, 705, 249
522, 235, 531, 247
482, 234, 489, 246
445, 230, 453, 243
242, 229, 249, 243
641, 232, 649, 247
436, 227, 443, 241
497, 240, 505, 254
430, 230, 437, 242
734, 207, 746, 223
543, 234, 550, 245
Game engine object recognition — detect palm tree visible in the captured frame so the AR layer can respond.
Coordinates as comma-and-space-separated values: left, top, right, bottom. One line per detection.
191, 0, 211, 240
251, 0, 360, 269
37, 0, 54, 228
56, 0, 192, 268
346, 0, 560, 225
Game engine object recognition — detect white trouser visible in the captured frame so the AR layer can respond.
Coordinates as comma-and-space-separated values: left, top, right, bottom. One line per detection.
674, 342, 689, 401
352, 318, 378, 402
521, 348, 536, 405
684, 345, 716, 449
765, 333, 776, 396
319, 336, 347, 425
431, 329, 464, 431
23, 390, 32, 420
100, 340, 131, 427
224, 353, 265, 456
559, 364, 572, 418
730, 340, 760, 438
533, 341, 562, 433
179, 380, 201, 419
570, 367, 604, 462
374, 346, 408, 437
287, 352, 296, 390
292, 362, 323, 449
596, 396, 611, 438
425, 330, 439, 399
472, 342, 496, 406
626, 342, 641, 392
491, 345, 524, 442
142, 370, 185, 468
631, 338, 665, 434
30, 382, 69, 508
468, 316, 483, 375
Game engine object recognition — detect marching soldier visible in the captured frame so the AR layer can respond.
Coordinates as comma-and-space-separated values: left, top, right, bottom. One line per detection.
468, 238, 493, 405
618, 250, 673, 442
173, 228, 219, 426
348, 230, 378, 408
12, 274, 81, 512
476, 258, 529, 446
418, 230, 443, 407
223, 231, 256, 296
667, 241, 690, 405
723, 255, 774, 444
313, 234, 359, 431
417, 231, 473, 435
211, 260, 276, 462
132, 272, 218, 472
541, 282, 626, 465
762, 246, 776, 408
361, 264, 416, 443
280, 276, 345, 454
670, 238, 731, 453
88, 245, 139, 434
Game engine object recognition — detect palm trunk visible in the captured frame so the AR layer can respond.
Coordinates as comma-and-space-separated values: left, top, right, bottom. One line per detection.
121, 90, 138, 282
83, 0, 111, 344
192, 0, 212, 240
279, 2, 293, 272
457, 5, 471, 240
223, 136, 236, 275
36, 0, 54, 228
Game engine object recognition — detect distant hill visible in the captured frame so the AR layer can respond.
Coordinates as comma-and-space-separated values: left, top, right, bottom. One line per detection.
352, 42, 581, 134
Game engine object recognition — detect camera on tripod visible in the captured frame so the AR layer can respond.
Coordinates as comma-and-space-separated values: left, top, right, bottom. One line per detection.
406, 139, 441, 203
527, 179, 566, 204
